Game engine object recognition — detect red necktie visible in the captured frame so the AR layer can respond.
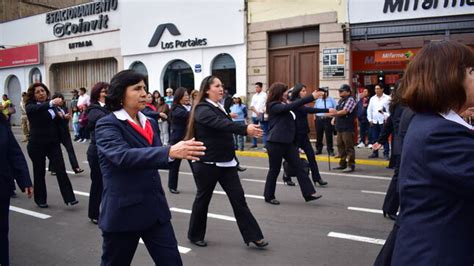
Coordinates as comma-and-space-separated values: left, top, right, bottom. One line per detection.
127, 119, 154, 145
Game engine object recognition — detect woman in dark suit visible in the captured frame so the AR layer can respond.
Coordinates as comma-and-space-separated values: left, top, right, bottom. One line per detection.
264, 82, 323, 205
95, 70, 205, 265
283, 83, 335, 186
25, 83, 78, 208
168, 87, 191, 194
86, 82, 110, 224
391, 41, 474, 265
186, 75, 268, 248
0, 106, 33, 266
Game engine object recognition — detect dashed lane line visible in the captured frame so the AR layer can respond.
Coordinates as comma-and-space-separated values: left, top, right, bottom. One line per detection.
213, 190, 264, 200
169, 207, 236, 222
361, 190, 387, 195
327, 232, 386, 245
139, 239, 192, 254
347, 207, 384, 214
9, 206, 51, 219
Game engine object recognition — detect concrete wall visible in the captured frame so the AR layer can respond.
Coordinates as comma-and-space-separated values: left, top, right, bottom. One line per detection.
1, 0, 91, 23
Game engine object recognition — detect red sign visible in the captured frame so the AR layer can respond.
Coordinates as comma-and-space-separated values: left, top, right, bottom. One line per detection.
374, 49, 418, 62
0, 44, 42, 69
352, 50, 411, 72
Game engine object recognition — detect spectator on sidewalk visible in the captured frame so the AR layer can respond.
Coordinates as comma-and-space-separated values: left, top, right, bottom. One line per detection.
1, 94, 12, 124
367, 84, 391, 159
229, 95, 248, 151
165, 88, 174, 108
356, 87, 370, 148
20, 92, 29, 142
314, 88, 337, 156
249, 82, 268, 149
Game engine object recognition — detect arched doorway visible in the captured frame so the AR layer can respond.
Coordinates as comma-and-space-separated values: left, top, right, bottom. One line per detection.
29, 67, 42, 85
129, 61, 149, 86
5, 75, 22, 126
163, 60, 194, 92
211, 53, 236, 95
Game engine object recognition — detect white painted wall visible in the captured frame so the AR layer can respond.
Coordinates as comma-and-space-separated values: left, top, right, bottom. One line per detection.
0, 65, 46, 95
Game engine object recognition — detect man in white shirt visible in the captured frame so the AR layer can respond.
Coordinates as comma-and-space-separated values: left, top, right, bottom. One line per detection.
77, 87, 91, 108
367, 84, 391, 159
249, 82, 268, 149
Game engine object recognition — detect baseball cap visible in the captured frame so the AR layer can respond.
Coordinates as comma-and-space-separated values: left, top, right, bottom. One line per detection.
338, 84, 351, 92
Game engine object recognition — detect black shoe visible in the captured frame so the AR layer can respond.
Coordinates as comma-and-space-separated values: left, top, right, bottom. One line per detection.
368, 154, 379, 158
315, 151, 322, 155
190, 240, 207, 247
283, 180, 296, 186
342, 165, 355, 173
265, 199, 280, 205
246, 239, 269, 248
332, 166, 347, 170
66, 200, 79, 206
169, 188, 180, 194
90, 218, 98, 224
384, 155, 390, 160
237, 166, 247, 172
250, 145, 258, 148
74, 168, 84, 174
314, 179, 328, 186
37, 203, 49, 208
328, 151, 335, 156
304, 194, 323, 202
50, 171, 56, 176
383, 212, 398, 221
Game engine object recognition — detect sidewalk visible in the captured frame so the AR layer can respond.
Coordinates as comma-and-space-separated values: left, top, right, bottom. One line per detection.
236, 140, 390, 167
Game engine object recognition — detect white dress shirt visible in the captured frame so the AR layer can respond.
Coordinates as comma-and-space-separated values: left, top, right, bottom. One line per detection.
440, 110, 473, 130
367, 94, 391, 124
250, 91, 267, 118
77, 94, 91, 107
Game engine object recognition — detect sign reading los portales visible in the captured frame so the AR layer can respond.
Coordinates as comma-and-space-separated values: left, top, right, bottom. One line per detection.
349, 0, 474, 23
148, 23, 208, 50
45, 0, 118, 38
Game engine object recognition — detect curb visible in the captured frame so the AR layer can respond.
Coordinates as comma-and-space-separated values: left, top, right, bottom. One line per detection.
235, 150, 389, 167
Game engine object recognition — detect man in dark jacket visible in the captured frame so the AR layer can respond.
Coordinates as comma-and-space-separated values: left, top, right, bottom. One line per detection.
356, 87, 369, 148
0, 105, 33, 266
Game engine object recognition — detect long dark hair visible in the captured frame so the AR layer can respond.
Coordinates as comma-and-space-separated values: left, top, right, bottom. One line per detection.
266, 82, 289, 110
25, 83, 50, 104
185, 75, 219, 140
106, 70, 146, 111
171, 87, 187, 111
90, 82, 109, 105
289, 83, 305, 101
389, 81, 402, 114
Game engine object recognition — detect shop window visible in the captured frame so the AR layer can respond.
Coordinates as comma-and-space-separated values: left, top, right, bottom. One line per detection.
29, 67, 42, 85
163, 59, 194, 92
212, 53, 236, 95
269, 27, 319, 49
130, 61, 149, 86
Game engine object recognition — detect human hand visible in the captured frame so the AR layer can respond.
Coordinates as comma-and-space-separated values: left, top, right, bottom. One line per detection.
330, 118, 336, 126
25, 187, 33, 198
159, 113, 168, 120
64, 113, 71, 120
230, 113, 238, 118
372, 143, 382, 151
247, 124, 263, 138
51, 98, 63, 107
169, 138, 206, 161
312, 90, 324, 99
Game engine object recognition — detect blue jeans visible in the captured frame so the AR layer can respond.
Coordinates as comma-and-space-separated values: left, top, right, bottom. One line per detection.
233, 121, 246, 150
73, 122, 80, 138
252, 117, 268, 146
358, 119, 369, 144
370, 123, 390, 156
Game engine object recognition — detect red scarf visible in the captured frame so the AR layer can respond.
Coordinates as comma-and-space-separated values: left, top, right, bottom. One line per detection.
127, 119, 154, 145
146, 103, 157, 111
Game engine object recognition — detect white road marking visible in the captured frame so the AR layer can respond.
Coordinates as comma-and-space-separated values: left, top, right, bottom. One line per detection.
170, 207, 236, 222
74, 190, 90, 197
139, 239, 191, 254
82, 161, 89, 164
361, 190, 387, 195
328, 232, 386, 245
347, 207, 383, 214
241, 178, 284, 185
45, 168, 76, 175
213, 190, 264, 200
9, 206, 51, 219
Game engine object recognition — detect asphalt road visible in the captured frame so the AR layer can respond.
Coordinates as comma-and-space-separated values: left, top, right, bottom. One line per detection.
9, 128, 395, 266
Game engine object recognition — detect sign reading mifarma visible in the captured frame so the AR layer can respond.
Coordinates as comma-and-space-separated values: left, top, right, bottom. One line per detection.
46, 0, 118, 38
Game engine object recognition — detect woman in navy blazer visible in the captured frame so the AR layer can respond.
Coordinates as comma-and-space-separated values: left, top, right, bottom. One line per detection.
391, 41, 474, 265
168, 87, 191, 194
95, 70, 205, 266
263, 82, 324, 205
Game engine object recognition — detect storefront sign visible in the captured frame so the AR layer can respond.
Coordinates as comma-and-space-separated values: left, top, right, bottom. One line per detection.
69, 40, 93, 49
352, 50, 409, 72
374, 49, 418, 62
349, 0, 474, 23
148, 23, 208, 50
0, 44, 42, 69
194, 64, 202, 73
46, 0, 118, 38
322, 48, 345, 78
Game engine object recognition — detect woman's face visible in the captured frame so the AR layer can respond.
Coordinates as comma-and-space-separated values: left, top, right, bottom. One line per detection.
299, 87, 307, 98
153, 91, 160, 99
34, 86, 48, 102
233, 97, 240, 104
207, 78, 224, 102
123, 80, 147, 112
180, 92, 190, 105
282, 89, 289, 102
100, 88, 108, 102
463, 67, 474, 110
146, 94, 153, 104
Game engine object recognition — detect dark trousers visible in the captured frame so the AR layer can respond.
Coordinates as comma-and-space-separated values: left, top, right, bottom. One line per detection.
101, 221, 182, 266
49, 131, 80, 171
79, 126, 90, 140
315, 118, 334, 153
0, 196, 10, 266
27, 142, 76, 205
370, 124, 390, 156
87, 145, 103, 220
358, 119, 369, 144
374, 222, 399, 266
264, 141, 316, 201
297, 134, 322, 182
336, 131, 355, 168
168, 159, 193, 190
382, 155, 400, 215
188, 163, 264, 243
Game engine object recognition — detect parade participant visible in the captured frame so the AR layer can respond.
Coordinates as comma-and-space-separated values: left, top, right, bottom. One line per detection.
263, 82, 323, 205
25, 83, 78, 208
95, 70, 205, 265
86, 82, 110, 224
392, 41, 474, 265
185, 75, 268, 248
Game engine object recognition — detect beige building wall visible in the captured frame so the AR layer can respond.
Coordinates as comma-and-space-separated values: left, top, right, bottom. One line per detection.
247, 1, 350, 98
1, 0, 91, 23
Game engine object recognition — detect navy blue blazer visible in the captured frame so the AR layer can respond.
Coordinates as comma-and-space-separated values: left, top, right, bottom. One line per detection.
169, 104, 189, 145
95, 112, 172, 232
267, 95, 316, 144
294, 105, 328, 137
0, 116, 32, 199
393, 113, 474, 266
